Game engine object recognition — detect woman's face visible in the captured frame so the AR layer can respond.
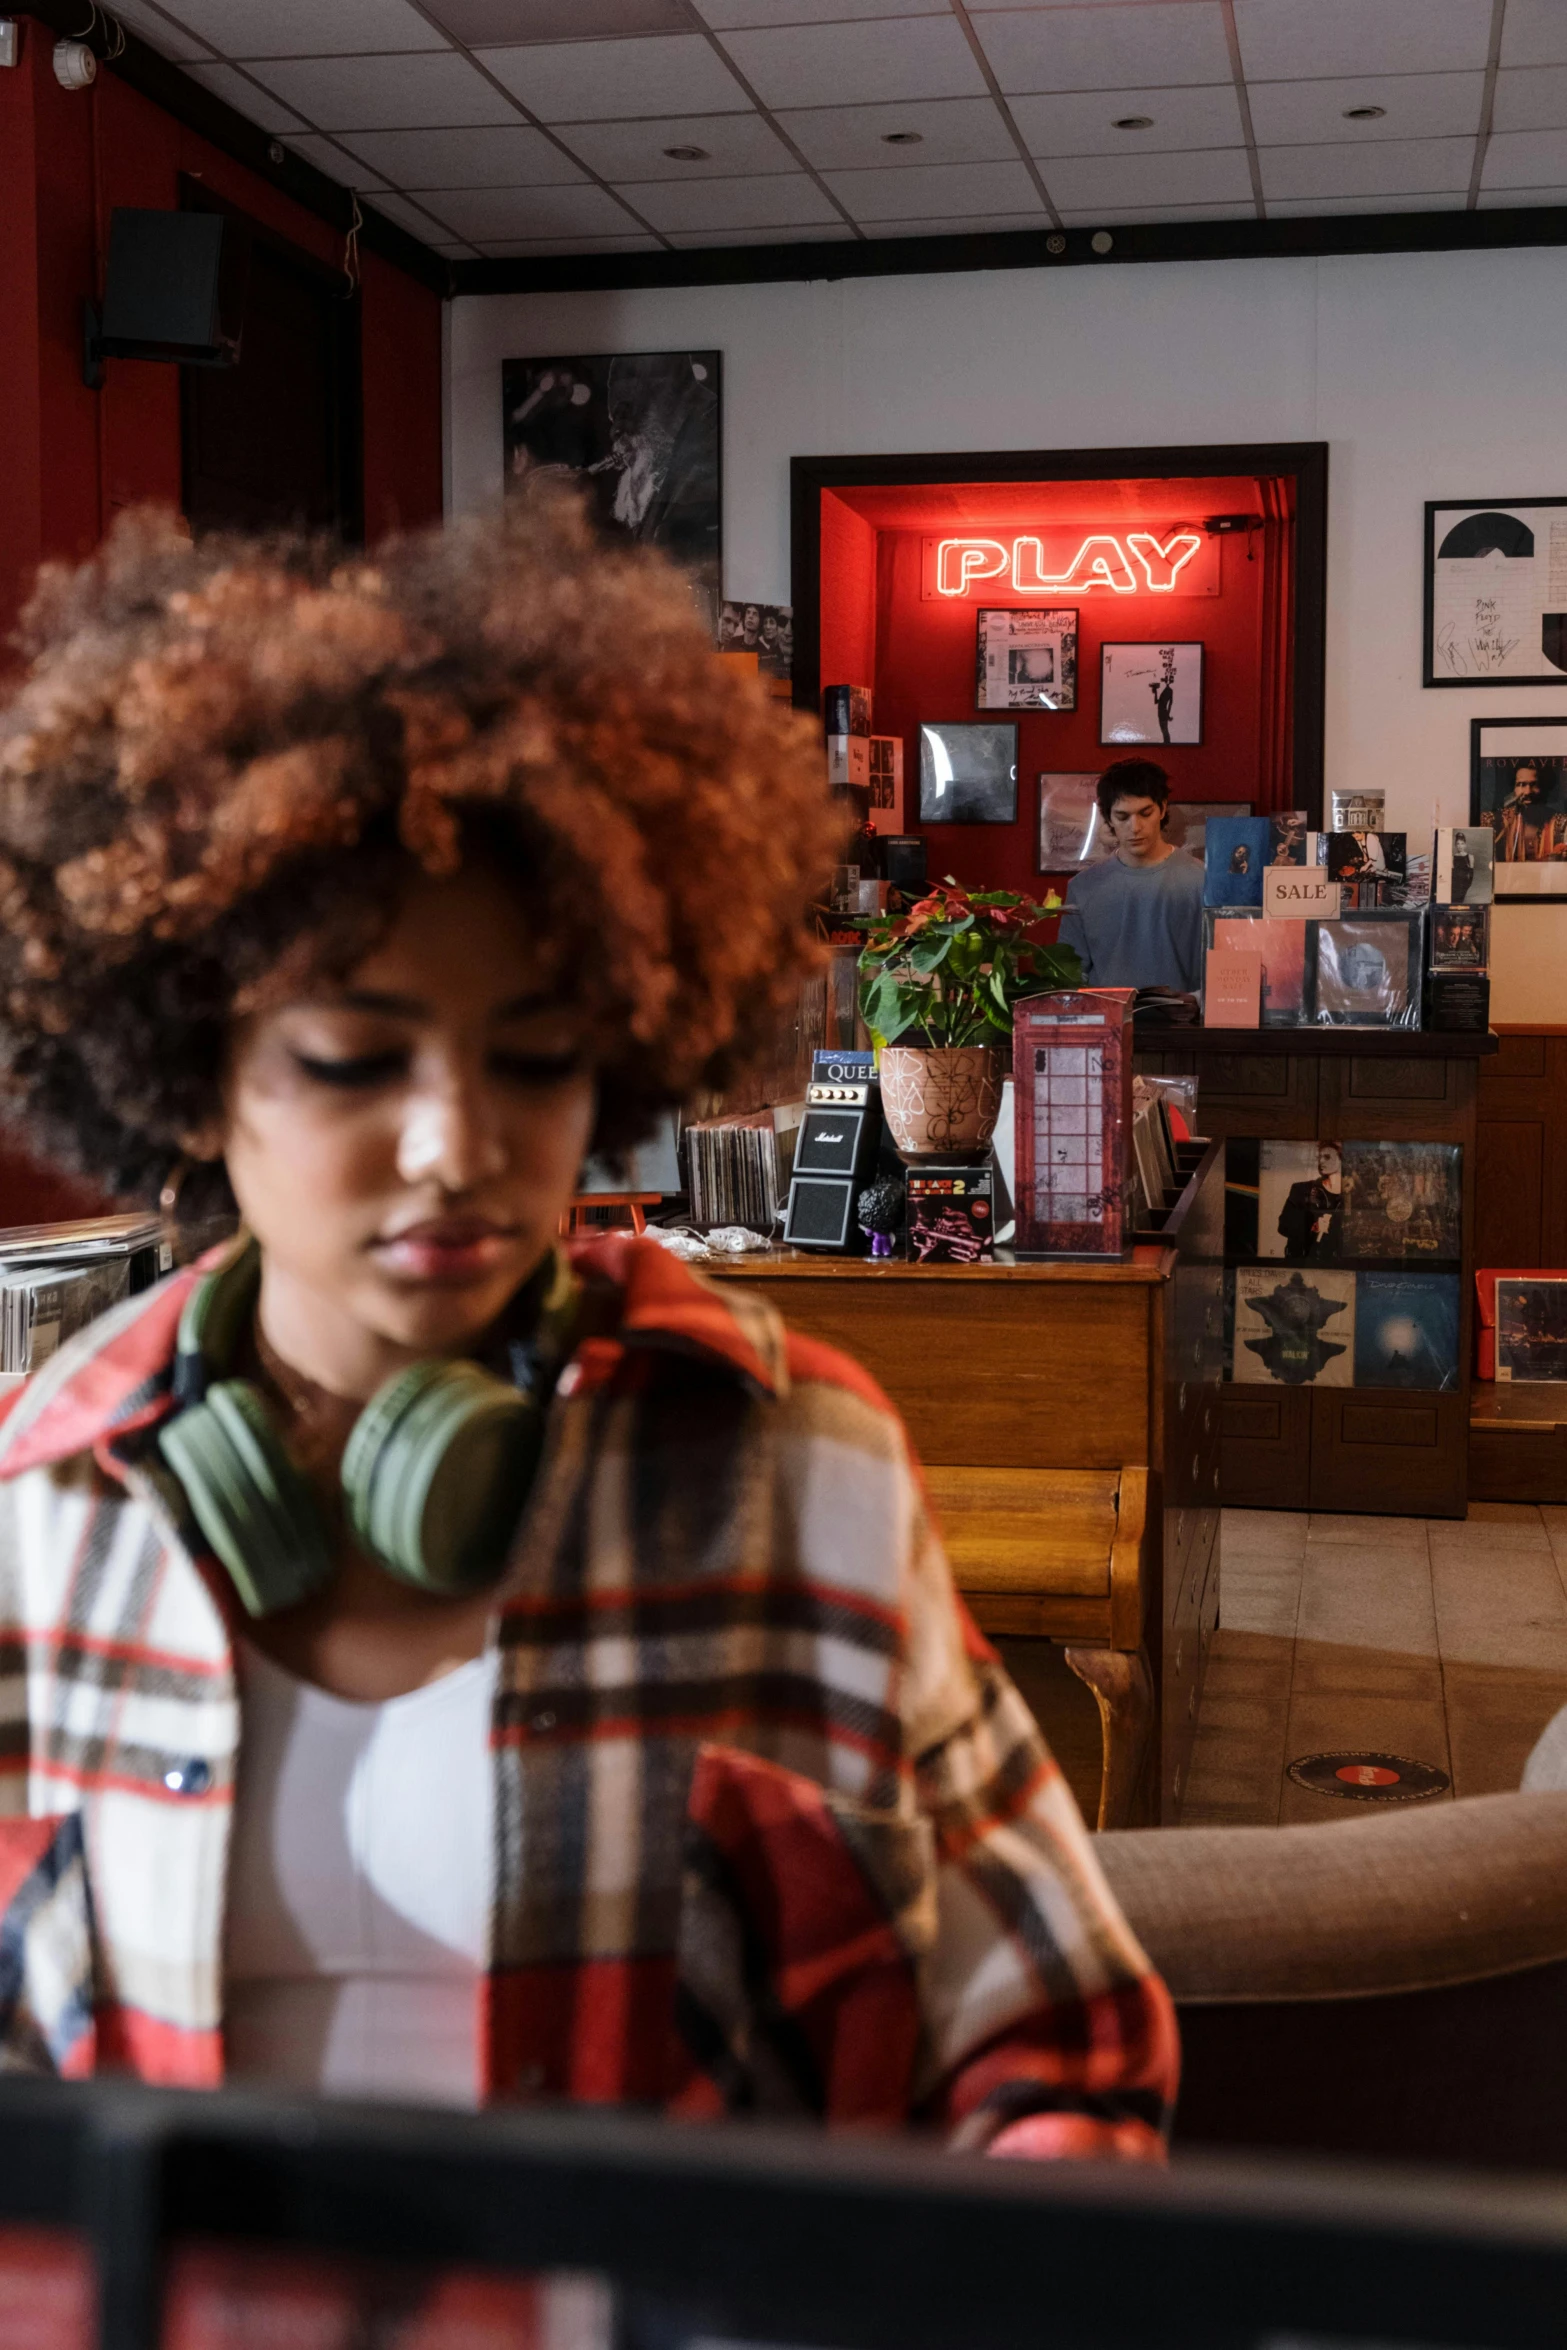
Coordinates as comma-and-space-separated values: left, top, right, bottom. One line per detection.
219, 865, 597, 1396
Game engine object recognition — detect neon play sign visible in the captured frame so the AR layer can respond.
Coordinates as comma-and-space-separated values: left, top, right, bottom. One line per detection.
922, 531, 1212, 599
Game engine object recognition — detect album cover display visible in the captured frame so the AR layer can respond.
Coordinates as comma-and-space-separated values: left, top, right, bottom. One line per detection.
1434, 825, 1495, 905
1101, 641, 1203, 745
1496, 1277, 1567, 1381
1429, 969, 1492, 1031
1353, 1272, 1460, 1391
1340, 1142, 1462, 1260
1257, 1139, 1343, 1260
1269, 812, 1310, 865
718, 602, 791, 678
975, 608, 1077, 711
1203, 816, 1274, 907
867, 735, 904, 828
1430, 903, 1490, 969
905, 1164, 995, 1262
1168, 801, 1251, 861
823, 684, 872, 737
918, 722, 1019, 823
1210, 913, 1307, 1024
1311, 916, 1415, 1024
1233, 1266, 1356, 1387
1325, 832, 1407, 884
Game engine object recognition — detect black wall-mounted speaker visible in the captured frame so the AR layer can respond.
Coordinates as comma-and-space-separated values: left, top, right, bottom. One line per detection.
87, 209, 250, 382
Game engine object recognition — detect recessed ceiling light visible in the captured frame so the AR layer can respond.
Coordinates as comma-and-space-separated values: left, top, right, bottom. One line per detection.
881, 130, 923, 145
663, 144, 709, 160
1113, 115, 1154, 130
1343, 104, 1386, 120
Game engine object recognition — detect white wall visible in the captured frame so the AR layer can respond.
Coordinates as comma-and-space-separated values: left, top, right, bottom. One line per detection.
449, 243, 1567, 1012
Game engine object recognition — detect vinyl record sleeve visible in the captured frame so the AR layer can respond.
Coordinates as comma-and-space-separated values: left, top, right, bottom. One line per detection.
1211, 913, 1307, 1024
1258, 1139, 1343, 1261
1233, 1266, 1355, 1387
1353, 1271, 1460, 1391
1311, 917, 1414, 1024
1496, 1277, 1567, 1381
1203, 817, 1274, 907
976, 607, 1077, 711
1340, 1142, 1462, 1260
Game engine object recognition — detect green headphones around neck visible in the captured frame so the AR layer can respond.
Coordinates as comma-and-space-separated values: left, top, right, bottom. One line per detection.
157, 1240, 578, 1619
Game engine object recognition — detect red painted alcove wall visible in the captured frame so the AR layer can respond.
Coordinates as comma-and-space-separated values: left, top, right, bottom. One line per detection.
818, 474, 1296, 903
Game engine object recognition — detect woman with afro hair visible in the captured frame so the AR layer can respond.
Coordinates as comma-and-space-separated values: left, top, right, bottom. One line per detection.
0, 496, 1174, 2155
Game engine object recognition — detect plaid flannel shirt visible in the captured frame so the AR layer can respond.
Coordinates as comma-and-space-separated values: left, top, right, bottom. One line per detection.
0, 1234, 1176, 2158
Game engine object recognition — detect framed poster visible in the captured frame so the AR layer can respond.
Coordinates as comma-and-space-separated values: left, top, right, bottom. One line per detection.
1101, 641, 1203, 746
1037, 772, 1112, 870
1425, 499, 1567, 686
718, 601, 791, 679
502, 351, 721, 629
918, 722, 1018, 823
1470, 715, 1567, 898
975, 607, 1077, 711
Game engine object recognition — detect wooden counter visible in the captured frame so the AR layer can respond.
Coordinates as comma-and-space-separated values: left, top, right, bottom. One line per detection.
1135, 1022, 1495, 1520
709, 1142, 1225, 1824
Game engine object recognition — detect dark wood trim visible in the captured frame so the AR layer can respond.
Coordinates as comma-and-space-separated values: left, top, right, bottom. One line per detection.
452, 203, 1567, 300
790, 439, 1329, 827
17, 6, 449, 297
1135, 1023, 1499, 1059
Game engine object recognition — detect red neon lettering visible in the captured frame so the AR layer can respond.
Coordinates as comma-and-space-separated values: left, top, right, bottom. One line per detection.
935, 539, 1009, 597
1126, 531, 1203, 591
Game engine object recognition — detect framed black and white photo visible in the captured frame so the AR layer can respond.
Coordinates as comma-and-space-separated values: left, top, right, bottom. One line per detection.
918, 722, 1018, 824
1425, 499, 1567, 686
1101, 641, 1203, 746
502, 351, 721, 628
975, 607, 1077, 711
1037, 772, 1112, 870
1470, 715, 1567, 899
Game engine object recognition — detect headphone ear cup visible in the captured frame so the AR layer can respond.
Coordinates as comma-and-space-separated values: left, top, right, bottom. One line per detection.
342, 1360, 543, 1596
158, 1380, 335, 1619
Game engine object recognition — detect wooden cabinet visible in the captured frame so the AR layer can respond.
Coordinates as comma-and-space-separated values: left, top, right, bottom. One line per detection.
708, 1144, 1225, 1824
1136, 1025, 1494, 1520
1470, 1027, 1567, 1503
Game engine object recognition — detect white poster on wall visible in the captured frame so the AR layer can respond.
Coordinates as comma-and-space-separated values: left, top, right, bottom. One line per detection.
1426, 499, 1567, 685
1100, 641, 1204, 746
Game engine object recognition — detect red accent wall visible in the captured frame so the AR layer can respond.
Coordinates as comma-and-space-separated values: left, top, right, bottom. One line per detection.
0, 14, 443, 651
819, 475, 1294, 899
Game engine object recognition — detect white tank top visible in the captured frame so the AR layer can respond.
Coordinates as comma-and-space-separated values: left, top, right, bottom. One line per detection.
223, 1638, 497, 2106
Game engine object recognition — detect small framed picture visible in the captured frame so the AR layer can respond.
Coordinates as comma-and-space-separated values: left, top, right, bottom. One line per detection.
918, 722, 1018, 824
1471, 716, 1567, 898
1425, 499, 1567, 686
1101, 641, 1204, 746
1037, 772, 1113, 871
975, 607, 1077, 711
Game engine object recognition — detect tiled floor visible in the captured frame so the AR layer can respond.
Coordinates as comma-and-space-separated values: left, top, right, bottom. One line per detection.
1181, 1503, 1567, 1826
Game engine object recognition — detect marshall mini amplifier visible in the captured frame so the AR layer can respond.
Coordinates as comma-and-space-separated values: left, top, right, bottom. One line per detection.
783, 1050, 882, 1251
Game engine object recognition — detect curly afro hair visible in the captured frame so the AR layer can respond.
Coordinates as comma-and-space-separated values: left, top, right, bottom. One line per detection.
0, 496, 836, 1203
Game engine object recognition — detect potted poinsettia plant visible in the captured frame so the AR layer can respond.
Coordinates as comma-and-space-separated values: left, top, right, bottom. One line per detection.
858, 878, 1082, 1158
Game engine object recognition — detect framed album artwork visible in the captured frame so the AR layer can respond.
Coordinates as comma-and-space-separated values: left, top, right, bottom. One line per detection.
1470, 715, 1567, 898
918, 721, 1018, 824
975, 607, 1077, 711
1100, 641, 1203, 746
1425, 498, 1567, 687
1037, 772, 1113, 871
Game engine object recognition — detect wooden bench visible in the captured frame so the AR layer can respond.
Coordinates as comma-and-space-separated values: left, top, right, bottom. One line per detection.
927, 1463, 1153, 1830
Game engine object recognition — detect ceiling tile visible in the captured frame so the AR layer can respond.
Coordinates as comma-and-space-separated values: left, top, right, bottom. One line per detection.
473, 233, 664, 253
776, 96, 1015, 171
717, 17, 987, 109
665, 223, 862, 246
1492, 66, 1567, 136
98, 2, 213, 61
1054, 201, 1259, 224
180, 61, 310, 128
1010, 83, 1244, 159
280, 132, 394, 185
1234, 0, 1493, 81
826, 156, 1043, 219
430, 0, 688, 41
247, 50, 521, 127
360, 189, 460, 237
970, 5, 1232, 98
1263, 193, 1465, 215
697, 0, 944, 19
1500, 0, 1567, 69
416, 182, 647, 236
337, 124, 584, 185
477, 34, 747, 119
553, 111, 798, 180
614, 171, 842, 231
167, 0, 443, 56
1482, 129, 1567, 188
1248, 71, 1485, 146
1045, 146, 1254, 208
859, 210, 1051, 238
1477, 183, 1567, 206
1259, 135, 1475, 201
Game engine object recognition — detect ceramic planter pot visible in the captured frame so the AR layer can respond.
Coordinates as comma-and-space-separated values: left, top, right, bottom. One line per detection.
879, 1044, 1005, 1160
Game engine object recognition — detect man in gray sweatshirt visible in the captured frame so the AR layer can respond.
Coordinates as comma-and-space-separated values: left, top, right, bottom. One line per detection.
1057, 757, 1204, 992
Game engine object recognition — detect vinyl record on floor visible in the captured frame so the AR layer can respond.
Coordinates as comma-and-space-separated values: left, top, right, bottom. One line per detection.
1287, 1750, 1450, 1802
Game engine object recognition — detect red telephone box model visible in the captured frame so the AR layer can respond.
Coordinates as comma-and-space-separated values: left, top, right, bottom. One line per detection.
1012, 990, 1136, 1256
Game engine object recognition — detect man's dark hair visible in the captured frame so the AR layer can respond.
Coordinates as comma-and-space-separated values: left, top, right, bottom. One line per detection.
1097, 756, 1170, 823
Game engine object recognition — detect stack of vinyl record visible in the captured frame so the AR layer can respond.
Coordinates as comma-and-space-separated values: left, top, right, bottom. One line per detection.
0, 1214, 170, 1375
683, 1117, 787, 1233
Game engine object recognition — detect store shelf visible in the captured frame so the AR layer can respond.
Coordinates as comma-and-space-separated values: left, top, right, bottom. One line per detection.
1470, 1379, 1567, 1505
1135, 1023, 1498, 1059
